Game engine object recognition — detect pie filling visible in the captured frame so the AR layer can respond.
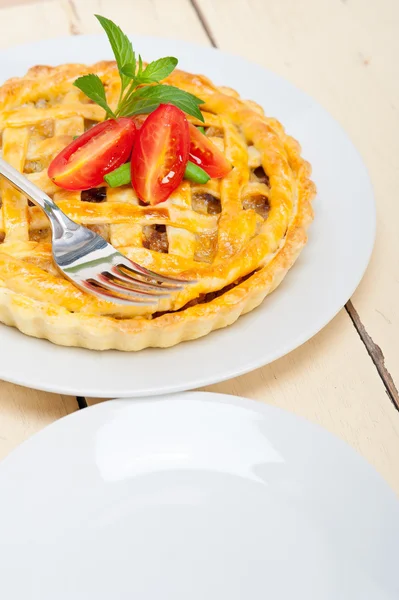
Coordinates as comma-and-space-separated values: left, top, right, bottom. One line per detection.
152, 271, 254, 319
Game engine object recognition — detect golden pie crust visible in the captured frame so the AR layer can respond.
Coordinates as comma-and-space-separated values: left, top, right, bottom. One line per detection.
0, 61, 315, 350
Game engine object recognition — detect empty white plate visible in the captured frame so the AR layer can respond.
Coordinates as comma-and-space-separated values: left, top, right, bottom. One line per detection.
0, 35, 375, 397
0, 392, 398, 599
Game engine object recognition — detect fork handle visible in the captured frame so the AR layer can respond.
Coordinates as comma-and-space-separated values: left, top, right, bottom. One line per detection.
0, 157, 76, 237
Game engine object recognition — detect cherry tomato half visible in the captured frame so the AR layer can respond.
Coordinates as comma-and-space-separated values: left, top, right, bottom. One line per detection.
188, 123, 232, 179
48, 118, 136, 191
131, 104, 190, 205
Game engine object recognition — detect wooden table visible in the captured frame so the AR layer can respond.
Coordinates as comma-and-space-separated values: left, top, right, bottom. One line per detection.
1, 0, 399, 494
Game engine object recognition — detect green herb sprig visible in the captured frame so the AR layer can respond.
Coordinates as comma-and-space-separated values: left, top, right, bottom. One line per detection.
74, 15, 204, 122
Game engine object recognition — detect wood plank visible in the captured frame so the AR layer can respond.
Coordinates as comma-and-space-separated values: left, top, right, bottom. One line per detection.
0, 0, 208, 49
194, 0, 399, 396
0, 0, 53, 7
61, 0, 208, 43
0, 382, 77, 460
0, 0, 69, 49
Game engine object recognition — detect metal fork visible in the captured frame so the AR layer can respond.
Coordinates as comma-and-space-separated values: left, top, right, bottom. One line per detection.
0, 158, 192, 305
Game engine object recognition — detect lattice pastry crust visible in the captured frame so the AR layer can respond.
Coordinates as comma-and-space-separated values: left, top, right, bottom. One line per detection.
0, 61, 315, 350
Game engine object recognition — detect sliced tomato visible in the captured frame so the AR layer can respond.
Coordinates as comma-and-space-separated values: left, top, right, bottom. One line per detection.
131, 104, 190, 205
188, 123, 232, 179
48, 118, 136, 191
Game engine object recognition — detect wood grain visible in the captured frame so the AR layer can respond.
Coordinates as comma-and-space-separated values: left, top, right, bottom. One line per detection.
0, 382, 77, 460
0, 0, 69, 48
0, 0, 52, 7
64, 0, 208, 42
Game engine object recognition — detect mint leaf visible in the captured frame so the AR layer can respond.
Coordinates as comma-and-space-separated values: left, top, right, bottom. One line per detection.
95, 14, 135, 91
138, 55, 143, 77
73, 74, 115, 118
75, 16, 205, 123
119, 84, 204, 121
120, 64, 136, 79
139, 57, 178, 83
121, 57, 177, 83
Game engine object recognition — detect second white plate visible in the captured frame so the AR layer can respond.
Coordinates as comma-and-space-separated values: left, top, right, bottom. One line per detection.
0, 36, 375, 397
0, 392, 397, 599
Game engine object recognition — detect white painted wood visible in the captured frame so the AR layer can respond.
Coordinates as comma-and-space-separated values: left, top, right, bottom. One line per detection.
0, 0, 69, 48
0, 0, 53, 7
0, 382, 77, 460
65, 0, 208, 43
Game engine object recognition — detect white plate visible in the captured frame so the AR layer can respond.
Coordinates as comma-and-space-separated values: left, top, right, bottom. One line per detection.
0, 36, 375, 397
0, 392, 397, 599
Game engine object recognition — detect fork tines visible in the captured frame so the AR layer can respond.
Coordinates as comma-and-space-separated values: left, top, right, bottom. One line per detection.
85, 261, 193, 305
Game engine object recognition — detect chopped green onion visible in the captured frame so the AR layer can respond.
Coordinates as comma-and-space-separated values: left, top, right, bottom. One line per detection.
184, 161, 210, 184
104, 162, 131, 187
104, 161, 210, 187
105, 160, 210, 188
73, 135, 80, 140
197, 126, 206, 134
